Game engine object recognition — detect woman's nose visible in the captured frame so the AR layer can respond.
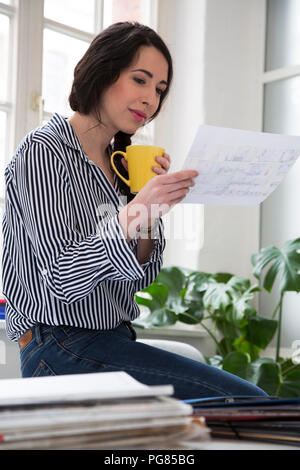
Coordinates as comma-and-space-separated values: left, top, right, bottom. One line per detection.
142, 87, 158, 108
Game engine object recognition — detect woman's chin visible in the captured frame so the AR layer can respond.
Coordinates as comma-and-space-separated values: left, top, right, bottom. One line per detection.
118, 120, 144, 135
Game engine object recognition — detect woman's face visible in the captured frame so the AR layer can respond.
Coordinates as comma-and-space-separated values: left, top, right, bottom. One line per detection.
98, 45, 169, 136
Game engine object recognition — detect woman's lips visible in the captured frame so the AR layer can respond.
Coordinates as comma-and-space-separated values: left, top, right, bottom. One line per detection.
129, 109, 146, 122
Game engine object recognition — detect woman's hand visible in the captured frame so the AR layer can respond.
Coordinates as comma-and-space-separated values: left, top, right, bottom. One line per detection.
152, 153, 171, 175
118, 166, 198, 240
121, 153, 171, 175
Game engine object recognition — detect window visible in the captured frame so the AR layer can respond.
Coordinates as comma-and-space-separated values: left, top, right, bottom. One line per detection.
262, 0, 300, 232
103, 0, 152, 28
0, 0, 156, 295
0, 1, 15, 200
0, 0, 16, 295
264, 0, 300, 135
261, 0, 300, 346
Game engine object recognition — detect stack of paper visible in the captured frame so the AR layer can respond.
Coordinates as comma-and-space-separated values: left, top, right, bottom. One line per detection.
0, 371, 209, 449
189, 396, 300, 447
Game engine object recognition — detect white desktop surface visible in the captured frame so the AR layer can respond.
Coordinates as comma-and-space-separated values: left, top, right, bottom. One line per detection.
184, 438, 297, 450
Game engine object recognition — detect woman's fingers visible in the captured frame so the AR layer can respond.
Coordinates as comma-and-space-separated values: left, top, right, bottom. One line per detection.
159, 169, 198, 184
152, 153, 171, 174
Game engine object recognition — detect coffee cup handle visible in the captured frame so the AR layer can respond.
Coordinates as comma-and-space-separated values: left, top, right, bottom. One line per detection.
110, 151, 131, 187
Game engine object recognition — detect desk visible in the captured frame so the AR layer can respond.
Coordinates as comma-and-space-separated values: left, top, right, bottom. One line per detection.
183, 438, 297, 450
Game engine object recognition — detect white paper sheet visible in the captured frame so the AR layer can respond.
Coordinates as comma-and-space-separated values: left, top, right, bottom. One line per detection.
0, 371, 173, 406
181, 125, 300, 205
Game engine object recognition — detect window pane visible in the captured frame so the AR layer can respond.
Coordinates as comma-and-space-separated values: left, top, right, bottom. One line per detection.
265, 0, 300, 71
42, 29, 89, 116
0, 112, 7, 200
103, 0, 151, 28
0, 14, 9, 102
44, 0, 96, 33
1, 0, 13, 5
264, 76, 300, 135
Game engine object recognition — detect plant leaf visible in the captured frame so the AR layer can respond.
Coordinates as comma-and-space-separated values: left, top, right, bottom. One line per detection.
245, 315, 278, 349
150, 307, 178, 327
211, 272, 234, 283
185, 271, 212, 295
252, 238, 300, 293
178, 311, 201, 324
203, 280, 232, 311
233, 336, 261, 361
135, 283, 168, 312
247, 358, 281, 396
279, 366, 300, 397
227, 275, 251, 292
222, 351, 250, 379
133, 307, 177, 329
155, 267, 186, 298
178, 299, 204, 324
206, 355, 223, 368
228, 293, 256, 326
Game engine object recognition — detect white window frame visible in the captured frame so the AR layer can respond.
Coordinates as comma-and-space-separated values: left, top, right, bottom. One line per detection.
0, 1, 17, 206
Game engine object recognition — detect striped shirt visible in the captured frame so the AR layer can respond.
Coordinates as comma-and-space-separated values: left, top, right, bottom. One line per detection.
2, 113, 165, 341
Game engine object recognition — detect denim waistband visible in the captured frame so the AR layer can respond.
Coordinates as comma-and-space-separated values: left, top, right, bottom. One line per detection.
23, 320, 137, 344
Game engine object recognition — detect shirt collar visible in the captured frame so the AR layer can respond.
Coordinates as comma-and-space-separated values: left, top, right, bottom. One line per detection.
46, 112, 114, 157
46, 113, 121, 205
47, 113, 83, 151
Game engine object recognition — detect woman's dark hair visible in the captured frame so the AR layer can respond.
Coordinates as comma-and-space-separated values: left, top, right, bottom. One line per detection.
69, 21, 173, 202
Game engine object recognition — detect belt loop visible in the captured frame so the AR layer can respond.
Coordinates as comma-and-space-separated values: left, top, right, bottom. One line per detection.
125, 321, 137, 341
35, 324, 42, 344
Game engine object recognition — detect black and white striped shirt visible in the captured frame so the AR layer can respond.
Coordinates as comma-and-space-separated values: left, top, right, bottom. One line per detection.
2, 113, 165, 341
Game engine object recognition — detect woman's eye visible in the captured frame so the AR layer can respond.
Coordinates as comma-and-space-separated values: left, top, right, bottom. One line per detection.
133, 77, 145, 85
133, 77, 164, 97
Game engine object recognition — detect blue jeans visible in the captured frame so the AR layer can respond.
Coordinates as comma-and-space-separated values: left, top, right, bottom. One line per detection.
19, 322, 268, 400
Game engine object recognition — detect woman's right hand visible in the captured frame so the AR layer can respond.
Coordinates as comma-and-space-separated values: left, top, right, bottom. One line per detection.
118, 169, 198, 239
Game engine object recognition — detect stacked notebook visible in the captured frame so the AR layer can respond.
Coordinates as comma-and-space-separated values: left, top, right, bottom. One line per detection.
0, 371, 209, 449
186, 396, 300, 447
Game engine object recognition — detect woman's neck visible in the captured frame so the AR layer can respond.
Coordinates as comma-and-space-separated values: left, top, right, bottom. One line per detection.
67, 112, 114, 168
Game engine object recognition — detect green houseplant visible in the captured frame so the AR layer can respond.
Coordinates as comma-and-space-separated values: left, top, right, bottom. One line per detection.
133, 238, 300, 397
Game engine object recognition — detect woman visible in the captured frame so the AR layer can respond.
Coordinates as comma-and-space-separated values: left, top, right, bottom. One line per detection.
2, 22, 267, 399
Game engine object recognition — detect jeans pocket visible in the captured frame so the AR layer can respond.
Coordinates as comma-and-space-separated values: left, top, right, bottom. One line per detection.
32, 359, 56, 377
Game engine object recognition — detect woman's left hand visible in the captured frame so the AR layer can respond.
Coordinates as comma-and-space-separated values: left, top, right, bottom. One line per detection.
152, 153, 171, 175
121, 153, 171, 175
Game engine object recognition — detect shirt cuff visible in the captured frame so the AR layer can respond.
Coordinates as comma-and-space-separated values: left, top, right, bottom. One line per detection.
139, 218, 166, 267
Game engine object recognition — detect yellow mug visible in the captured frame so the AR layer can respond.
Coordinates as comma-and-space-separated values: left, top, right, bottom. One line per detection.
110, 145, 165, 193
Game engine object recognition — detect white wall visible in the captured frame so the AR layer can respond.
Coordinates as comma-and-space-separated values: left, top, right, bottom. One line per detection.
156, 0, 265, 285
198, 0, 265, 282
155, 0, 206, 271
260, 156, 300, 347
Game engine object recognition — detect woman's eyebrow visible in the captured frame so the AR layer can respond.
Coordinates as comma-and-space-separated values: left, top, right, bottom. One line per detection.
131, 68, 168, 86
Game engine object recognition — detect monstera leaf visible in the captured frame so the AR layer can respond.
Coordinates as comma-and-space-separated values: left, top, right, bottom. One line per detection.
155, 267, 187, 298
251, 238, 300, 293
134, 267, 188, 328
203, 275, 258, 326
